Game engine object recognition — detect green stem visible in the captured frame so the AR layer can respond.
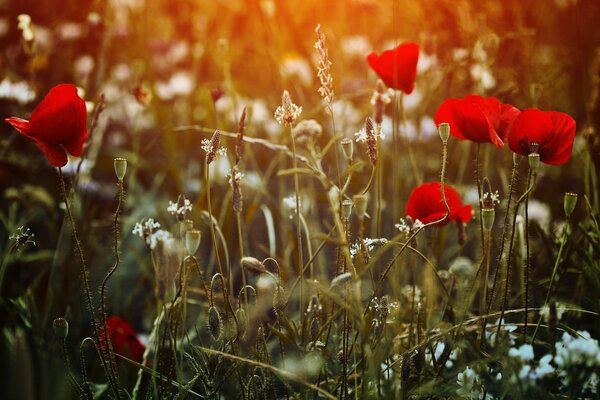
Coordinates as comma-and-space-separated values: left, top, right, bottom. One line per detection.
290, 126, 304, 342
58, 168, 120, 399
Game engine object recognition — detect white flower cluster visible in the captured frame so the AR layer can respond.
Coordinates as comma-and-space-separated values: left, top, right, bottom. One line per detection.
132, 218, 172, 250
9, 226, 36, 247
483, 190, 501, 206
274, 103, 302, 126
456, 366, 499, 399
555, 331, 600, 392
354, 125, 385, 143
369, 87, 393, 107
349, 238, 388, 258
167, 198, 192, 218
395, 218, 424, 234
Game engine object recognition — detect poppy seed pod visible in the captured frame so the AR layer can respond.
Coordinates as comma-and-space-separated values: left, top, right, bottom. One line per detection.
114, 158, 127, 181
341, 138, 354, 161
185, 229, 201, 255
563, 192, 578, 218
438, 123, 450, 143
528, 152, 540, 172
53, 317, 69, 339
180, 219, 194, 238
482, 208, 495, 231
341, 199, 353, 221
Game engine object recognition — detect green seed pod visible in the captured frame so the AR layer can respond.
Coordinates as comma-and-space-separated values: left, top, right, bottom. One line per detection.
341, 138, 354, 161
482, 208, 495, 231
438, 122, 450, 143
341, 199, 353, 221
180, 219, 194, 239
207, 306, 222, 341
528, 152, 540, 172
113, 158, 127, 181
185, 229, 201, 255
53, 317, 69, 339
563, 192, 578, 218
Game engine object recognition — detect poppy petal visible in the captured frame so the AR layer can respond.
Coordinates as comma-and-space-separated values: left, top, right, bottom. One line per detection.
367, 42, 419, 94
31, 139, 68, 167
434, 99, 493, 144
5, 117, 31, 137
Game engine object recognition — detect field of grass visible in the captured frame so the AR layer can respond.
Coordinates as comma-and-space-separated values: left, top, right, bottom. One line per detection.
1, 1, 600, 399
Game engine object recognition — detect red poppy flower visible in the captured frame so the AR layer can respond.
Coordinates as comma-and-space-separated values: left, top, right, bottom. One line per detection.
434, 95, 520, 147
100, 316, 145, 363
405, 182, 472, 225
366, 42, 419, 94
5, 84, 87, 167
507, 108, 576, 165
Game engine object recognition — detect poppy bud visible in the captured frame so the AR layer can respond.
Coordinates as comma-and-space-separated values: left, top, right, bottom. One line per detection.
353, 194, 368, 219
341, 199, 353, 221
207, 306, 223, 340
528, 152, 540, 172
185, 229, 201, 255
240, 257, 266, 274
438, 122, 450, 143
563, 192, 578, 218
236, 307, 248, 339
273, 285, 287, 312
53, 317, 69, 339
114, 158, 127, 181
341, 138, 354, 161
482, 208, 495, 231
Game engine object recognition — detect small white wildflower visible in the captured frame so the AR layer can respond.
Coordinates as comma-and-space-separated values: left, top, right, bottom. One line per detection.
226, 168, 244, 185
167, 198, 192, 218
201, 139, 227, 157
132, 218, 162, 248
147, 229, 172, 250
9, 226, 36, 248
456, 366, 482, 399
483, 190, 501, 206
539, 302, 567, 324
413, 219, 424, 229
274, 90, 302, 126
509, 344, 535, 362
354, 125, 385, 144
369, 87, 393, 106
395, 218, 411, 235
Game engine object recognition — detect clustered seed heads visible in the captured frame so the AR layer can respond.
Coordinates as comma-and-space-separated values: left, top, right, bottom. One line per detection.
236, 107, 246, 165
274, 90, 302, 126
314, 24, 334, 107
365, 117, 378, 166
371, 79, 392, 124
228, 166, 244, 214
202, 130, 227, 164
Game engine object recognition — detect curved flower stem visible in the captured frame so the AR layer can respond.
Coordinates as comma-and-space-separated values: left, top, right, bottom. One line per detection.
375, 139, 382, 237
359, 165, 376, 195
57, 168, 120, 399
99, 178, 124, 396
495, 169, 537, 346
486, 158, 521, 314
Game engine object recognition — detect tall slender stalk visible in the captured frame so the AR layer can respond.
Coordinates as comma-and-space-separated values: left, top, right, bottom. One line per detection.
57, 168, 120, 399
290, 126, 305, 342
